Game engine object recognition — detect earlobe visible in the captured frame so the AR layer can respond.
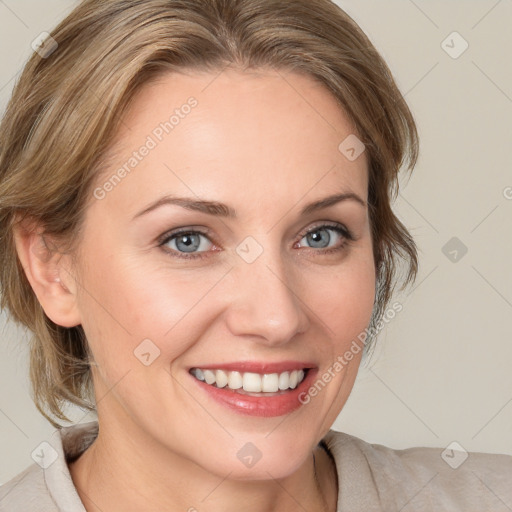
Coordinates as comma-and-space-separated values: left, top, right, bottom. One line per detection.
12, 219, 82, 328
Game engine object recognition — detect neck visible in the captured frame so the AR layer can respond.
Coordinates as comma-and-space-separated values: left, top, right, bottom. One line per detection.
68, 419, 338, 512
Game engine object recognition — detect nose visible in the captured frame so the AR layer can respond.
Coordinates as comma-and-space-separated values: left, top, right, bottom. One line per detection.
224, 243, 310, 347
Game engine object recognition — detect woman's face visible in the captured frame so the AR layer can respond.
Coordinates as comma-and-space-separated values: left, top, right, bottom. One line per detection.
71, 67, 375, 478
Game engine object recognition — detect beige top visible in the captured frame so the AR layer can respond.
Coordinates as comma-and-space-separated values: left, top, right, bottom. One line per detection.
1, 421, 511, 511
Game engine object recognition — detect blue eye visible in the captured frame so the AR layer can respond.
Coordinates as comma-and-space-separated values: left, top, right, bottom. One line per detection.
158, 222, 353, 260
297, 224, 351, 251
160, 230, 214, 259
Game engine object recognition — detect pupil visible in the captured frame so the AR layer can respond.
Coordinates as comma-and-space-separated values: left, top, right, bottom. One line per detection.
308, 229, 329, 248
176, 233, 200, 253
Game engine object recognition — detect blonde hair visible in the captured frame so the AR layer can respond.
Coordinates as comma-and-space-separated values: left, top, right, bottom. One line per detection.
0, 0, 419, 428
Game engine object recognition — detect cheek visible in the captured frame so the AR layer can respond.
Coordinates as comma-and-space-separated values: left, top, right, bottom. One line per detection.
75, 248, 230, 372
294, 252, 375, 431
306, 251, 376, 344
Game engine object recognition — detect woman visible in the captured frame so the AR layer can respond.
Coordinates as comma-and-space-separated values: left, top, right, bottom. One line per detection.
0, 0, 510, 510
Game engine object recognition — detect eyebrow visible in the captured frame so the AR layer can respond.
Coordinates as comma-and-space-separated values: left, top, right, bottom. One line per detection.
132, 191, 367, 220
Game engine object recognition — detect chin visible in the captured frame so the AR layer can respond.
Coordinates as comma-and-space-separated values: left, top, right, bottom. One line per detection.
203, 436, 311, 481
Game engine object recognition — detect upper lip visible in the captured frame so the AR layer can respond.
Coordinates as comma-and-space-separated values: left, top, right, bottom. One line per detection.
189, 361, 317, 374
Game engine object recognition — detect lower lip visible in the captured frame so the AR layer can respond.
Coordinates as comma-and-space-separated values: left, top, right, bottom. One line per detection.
189, 368, 318, 417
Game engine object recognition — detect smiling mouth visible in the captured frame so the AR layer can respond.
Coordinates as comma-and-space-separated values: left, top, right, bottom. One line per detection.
189, 367, 310, 394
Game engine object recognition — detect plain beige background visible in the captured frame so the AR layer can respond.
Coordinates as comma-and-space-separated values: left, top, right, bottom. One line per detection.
1, 0, 511, 485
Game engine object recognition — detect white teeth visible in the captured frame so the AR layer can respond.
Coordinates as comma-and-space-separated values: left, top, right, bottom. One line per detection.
215, 369, 228, 388
191, 367, 308, 392
278, 371, 290, 390
228, 370, 243, 389
191, 368, 205, 381
203, 369, 216, 385
243, 372, 262, 392
262, 373, 279, 393
289, 370, 298, 389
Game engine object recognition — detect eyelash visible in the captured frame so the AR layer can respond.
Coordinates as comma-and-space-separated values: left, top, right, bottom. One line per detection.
157, 222, 355, 261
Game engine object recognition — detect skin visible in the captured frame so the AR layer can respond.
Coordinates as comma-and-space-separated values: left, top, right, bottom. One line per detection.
14, 66, 376, 512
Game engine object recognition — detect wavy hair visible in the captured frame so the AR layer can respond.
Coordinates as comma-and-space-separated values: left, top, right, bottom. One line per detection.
0, 0, 419, 428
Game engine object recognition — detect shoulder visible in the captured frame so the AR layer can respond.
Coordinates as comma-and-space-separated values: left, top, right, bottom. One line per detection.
0, 463, 57, 512
0, 421, 97, 512
322, 428, 512, 512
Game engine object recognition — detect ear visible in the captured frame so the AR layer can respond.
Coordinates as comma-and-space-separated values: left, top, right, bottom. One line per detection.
12, 217, 81, 328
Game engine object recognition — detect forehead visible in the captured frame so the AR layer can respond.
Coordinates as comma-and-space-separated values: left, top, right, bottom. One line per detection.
93, 67, 368, 214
